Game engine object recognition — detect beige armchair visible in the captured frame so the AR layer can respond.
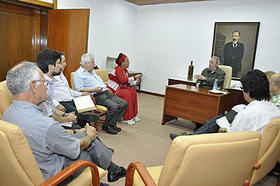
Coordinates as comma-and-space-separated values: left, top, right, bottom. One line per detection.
0, 119, 106, 186
0, 80, 12, 119
126, 131, 261, 186
219, 65, 232, 89
246, 118, 280, 185
95, 69, 110, 85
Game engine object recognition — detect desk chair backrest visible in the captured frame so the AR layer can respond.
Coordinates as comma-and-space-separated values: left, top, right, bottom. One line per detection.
219, 65, 232, 89
158, 131, 261, 186
0, 120, 45, 185
0, 80, 13, 119
249, 118, 280, 185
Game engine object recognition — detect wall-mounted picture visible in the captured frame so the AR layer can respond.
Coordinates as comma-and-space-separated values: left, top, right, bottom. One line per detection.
211, 22, 260, 79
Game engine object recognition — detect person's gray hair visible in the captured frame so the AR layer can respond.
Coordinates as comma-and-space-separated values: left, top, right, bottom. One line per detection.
275, 74, 280, 87
6, 61, 40, 96
80, 53, 94, 66
212, 56, 220, 65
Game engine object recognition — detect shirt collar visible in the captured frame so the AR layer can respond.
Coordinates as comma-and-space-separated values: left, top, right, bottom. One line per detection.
12, 100, 43, 112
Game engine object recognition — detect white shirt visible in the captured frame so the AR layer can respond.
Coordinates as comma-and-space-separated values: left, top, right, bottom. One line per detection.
229, 100, 280, 133
52, 73, 82, 102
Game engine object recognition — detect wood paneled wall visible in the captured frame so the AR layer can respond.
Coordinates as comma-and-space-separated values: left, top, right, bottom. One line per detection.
47, 9, 89, 85
0, 2, 48, 81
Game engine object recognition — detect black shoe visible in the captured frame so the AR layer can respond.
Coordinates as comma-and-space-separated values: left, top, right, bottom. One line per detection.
169, 133, 180, 140
108, 167, 126, 182
102, 126, 118, 135
111, 125, 121, 132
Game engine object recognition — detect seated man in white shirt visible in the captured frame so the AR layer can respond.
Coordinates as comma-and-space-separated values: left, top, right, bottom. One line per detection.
73, 53, 128, 135
36, 49, 99, 128
170, 69, 280, 140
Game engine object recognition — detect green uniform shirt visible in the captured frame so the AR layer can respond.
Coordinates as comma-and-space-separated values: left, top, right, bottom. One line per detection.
272, 95, 280, 107
196, 67, 225, 89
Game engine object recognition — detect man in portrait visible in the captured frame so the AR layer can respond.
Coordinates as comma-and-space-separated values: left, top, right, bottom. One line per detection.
223, 31, 244, 77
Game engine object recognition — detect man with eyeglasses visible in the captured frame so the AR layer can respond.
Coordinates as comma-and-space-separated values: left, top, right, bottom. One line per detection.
51, 52, 99, 127
36, 48, 99, 128
3, 61, 126, 185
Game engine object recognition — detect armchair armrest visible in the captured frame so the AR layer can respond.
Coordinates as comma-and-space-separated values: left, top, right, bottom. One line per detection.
40, 160, 100, 186
125, 162, 156, 186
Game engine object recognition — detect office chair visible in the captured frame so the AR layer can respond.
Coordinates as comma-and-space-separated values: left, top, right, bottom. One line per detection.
126, 131, 261, 186
219, 65, 232, 89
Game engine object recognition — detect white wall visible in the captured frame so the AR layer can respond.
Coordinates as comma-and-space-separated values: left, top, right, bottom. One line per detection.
135, 0, 280, 94
58, 0, 280, 94
58, 0, 137, 69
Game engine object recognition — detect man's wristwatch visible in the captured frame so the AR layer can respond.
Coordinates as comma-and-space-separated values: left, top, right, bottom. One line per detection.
72, 129, 76, 134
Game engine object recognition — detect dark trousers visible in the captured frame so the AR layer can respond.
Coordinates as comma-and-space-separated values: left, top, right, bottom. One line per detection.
60, 137, 118, 185
60, 100, 99, 128
193, 115, 223, 135
94, 91, 127, 127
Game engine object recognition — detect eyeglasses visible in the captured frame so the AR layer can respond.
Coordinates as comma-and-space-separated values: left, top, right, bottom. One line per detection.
34, 79, 48, 86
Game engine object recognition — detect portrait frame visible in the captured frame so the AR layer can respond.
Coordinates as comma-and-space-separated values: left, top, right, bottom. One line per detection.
211, 22, 260, 79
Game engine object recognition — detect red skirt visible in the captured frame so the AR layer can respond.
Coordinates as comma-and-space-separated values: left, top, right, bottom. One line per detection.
116, 87, 138, 120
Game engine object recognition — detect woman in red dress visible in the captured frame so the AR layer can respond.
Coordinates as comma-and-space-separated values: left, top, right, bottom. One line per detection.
107, 53, 142, 125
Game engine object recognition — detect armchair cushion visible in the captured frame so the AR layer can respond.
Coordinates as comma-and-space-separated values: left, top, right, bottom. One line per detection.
133, 166, 162, 186
0, 80, 12, 119
95, 69, 109, 85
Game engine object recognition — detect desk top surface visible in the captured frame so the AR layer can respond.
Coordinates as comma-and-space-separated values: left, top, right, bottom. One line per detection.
167, 84, 229, 97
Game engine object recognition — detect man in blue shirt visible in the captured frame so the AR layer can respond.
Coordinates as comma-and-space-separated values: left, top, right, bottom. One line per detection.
73, 53, 128, 135
3, 61, 126, 185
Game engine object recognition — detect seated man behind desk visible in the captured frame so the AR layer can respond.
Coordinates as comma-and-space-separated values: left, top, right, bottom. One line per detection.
195, 56, 225, 89
170, 69, 280, 140
74, 53, 128, 135
2, 62, 126, 185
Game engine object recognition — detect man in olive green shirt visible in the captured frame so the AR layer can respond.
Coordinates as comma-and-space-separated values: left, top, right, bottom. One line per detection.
195, 56, 225, 89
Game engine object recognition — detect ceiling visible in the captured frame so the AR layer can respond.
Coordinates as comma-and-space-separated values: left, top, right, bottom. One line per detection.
124, 0, 208, 6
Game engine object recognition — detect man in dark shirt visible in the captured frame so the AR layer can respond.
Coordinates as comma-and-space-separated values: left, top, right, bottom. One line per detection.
195, 56, 225, 89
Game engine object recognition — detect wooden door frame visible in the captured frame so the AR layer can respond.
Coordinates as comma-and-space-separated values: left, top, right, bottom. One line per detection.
18, 0, 57, 9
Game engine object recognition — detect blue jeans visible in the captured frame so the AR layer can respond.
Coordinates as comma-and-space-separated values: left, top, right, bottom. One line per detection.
193, 115, 223, 135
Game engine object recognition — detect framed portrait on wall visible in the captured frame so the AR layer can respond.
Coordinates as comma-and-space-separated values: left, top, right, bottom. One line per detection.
211, 22, 260, 79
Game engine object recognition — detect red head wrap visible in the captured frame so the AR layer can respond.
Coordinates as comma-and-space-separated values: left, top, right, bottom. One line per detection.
117, 53, 126, 65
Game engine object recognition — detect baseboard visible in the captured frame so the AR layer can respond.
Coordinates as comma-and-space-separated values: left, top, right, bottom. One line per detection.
140, 90, 164, 97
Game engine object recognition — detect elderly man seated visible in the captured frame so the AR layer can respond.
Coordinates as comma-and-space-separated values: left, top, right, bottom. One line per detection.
2, 62, 126, 185
195, 56, 225, 89
170, 69, 280, 140
73, 53, 128, 135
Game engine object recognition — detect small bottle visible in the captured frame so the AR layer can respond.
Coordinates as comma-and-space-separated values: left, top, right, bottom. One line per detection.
187, 61, 194, 81
212, 79, 218, 90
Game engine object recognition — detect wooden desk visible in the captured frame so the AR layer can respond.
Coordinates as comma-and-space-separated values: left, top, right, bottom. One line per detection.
168, 77, 246, 107
162, 84, 236, 124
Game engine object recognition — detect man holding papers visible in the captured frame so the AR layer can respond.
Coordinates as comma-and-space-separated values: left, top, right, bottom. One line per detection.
170, 69, 280, 140
36, 49, 99, 128
74, 53, 127, 135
